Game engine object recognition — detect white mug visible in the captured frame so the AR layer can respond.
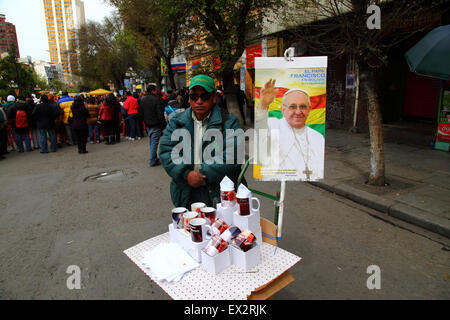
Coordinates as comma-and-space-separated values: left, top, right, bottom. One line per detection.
191, 202, 206, 214
183, 211, 198, 234
172, 207, 187, 229
236, 196, 260, 215
190, 218, 213, 243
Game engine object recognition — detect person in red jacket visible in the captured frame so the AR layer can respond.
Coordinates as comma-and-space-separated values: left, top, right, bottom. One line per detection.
123, 91, 141, 140
98, 94, 115, 145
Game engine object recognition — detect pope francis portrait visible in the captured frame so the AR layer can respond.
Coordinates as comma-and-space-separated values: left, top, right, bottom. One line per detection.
255, 79, 325, 181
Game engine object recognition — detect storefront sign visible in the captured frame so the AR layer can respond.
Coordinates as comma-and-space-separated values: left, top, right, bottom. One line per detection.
161, 58, 168, 77
192, 59, 201, 70
437, 123, 450, 143
171, 63, 186, 72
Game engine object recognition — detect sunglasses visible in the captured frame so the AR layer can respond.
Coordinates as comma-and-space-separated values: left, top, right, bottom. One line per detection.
189, 92, 212, 101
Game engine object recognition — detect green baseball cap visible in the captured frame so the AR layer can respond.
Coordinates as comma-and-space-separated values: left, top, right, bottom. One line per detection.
189, 74, 215, 93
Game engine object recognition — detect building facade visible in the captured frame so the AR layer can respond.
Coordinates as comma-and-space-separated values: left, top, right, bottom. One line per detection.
33, 60, 64, 84
0, 14, 20, 57
43, 0, 85, 82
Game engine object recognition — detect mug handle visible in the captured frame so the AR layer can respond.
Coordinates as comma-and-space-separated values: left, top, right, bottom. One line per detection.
205, 225, 213, 239
251, 197, 260, 211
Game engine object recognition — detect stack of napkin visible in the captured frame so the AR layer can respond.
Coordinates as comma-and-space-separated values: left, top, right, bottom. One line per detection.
141, 242, 199, 282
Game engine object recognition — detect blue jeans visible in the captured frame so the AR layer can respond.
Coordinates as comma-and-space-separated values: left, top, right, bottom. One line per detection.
128, 114, 141, 139
39, 129, 56, 152
16, 131, 31, 152
146, 127, 162, 165
88, 124, 100, 142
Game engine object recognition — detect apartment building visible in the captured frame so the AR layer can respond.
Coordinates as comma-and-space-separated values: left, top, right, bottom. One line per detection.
0, 14, 20, 57
43, 0, 85, 81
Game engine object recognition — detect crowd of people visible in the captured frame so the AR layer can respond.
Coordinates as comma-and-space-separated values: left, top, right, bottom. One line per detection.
0, 86, 196, 160
1, 74, 250, 210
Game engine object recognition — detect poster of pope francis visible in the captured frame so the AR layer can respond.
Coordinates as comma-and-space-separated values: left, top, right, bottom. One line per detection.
253, 56, 327, 181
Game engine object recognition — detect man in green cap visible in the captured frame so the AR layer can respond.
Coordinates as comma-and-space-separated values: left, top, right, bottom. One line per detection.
159, 74, 245, 208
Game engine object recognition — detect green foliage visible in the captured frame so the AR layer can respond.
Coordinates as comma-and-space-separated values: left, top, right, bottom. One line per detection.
181, 0, 284, 88
76, 13, 138, 91
285, 0, 439, 69
107, 0, 189, 90
0, 47, 41, 97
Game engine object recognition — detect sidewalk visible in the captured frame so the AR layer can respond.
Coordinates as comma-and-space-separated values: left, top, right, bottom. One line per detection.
311, 125, 450, 238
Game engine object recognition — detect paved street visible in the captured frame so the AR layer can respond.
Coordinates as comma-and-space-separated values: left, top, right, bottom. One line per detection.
0, 135, 449, 299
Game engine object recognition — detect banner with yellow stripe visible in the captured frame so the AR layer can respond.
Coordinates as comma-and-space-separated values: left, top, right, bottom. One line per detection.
254, 57, 327, 181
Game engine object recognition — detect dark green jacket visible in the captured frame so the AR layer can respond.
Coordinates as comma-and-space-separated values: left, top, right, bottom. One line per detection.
159, 104, 244, 208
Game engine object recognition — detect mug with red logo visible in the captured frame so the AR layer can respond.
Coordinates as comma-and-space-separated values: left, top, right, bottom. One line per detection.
200, 207, 216, 225
203, 234, 228, 257
183, 211, 198, 234
233, 229, 256, 252
191, 202, 206, 214
190, 218, 213, 243
236, 196, 260, 216
220, 189, 235, 208
211, 218, 229, 235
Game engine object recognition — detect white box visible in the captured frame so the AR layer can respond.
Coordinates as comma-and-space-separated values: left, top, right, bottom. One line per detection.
201, 247, 231, 275
168, 224, 209, 262
216, 202, 238, 225
230, 243, 261, 271
233, 209, 261, 233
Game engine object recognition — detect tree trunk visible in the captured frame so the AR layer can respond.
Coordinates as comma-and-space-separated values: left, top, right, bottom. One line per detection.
361, 68, 385, 186
165, 56, 177, 90
152, 63, 162, 93
222, 70, 245, 127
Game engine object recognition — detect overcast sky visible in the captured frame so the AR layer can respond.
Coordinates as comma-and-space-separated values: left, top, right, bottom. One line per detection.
0, 0, 116, 61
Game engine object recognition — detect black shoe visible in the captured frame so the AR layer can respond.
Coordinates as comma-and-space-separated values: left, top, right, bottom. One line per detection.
40, 151, 48, 154
82, 150, 88, 154
150, 159, 161, 167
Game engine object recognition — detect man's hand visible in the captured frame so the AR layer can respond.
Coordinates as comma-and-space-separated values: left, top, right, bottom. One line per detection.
187, 170, 207, 188
260, 78, 277, 108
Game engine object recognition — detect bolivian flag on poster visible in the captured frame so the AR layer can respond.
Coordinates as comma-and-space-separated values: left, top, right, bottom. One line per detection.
253, 56, 327, 182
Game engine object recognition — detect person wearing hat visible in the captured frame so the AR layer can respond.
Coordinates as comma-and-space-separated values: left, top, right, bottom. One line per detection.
159, 74, 245, 208
0, 101, 8, 158
2, 95, 17, 151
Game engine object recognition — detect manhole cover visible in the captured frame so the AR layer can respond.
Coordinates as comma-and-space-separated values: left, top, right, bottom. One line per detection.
83, 169, 137, 182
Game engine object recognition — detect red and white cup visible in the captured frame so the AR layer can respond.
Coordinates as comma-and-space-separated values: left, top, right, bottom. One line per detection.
190, 218, 212, 243
183, 211, 198, 234
220, 189, 235, 208
236, 196, 260, 216
203, 234, 228, 257
211, 218, 229, 235
200, 207, 216, 225
191, 202, 206, 214
233, 229, 257, 252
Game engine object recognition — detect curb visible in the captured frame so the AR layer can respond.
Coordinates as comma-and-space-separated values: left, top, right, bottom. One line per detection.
309, 181, 450, 239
